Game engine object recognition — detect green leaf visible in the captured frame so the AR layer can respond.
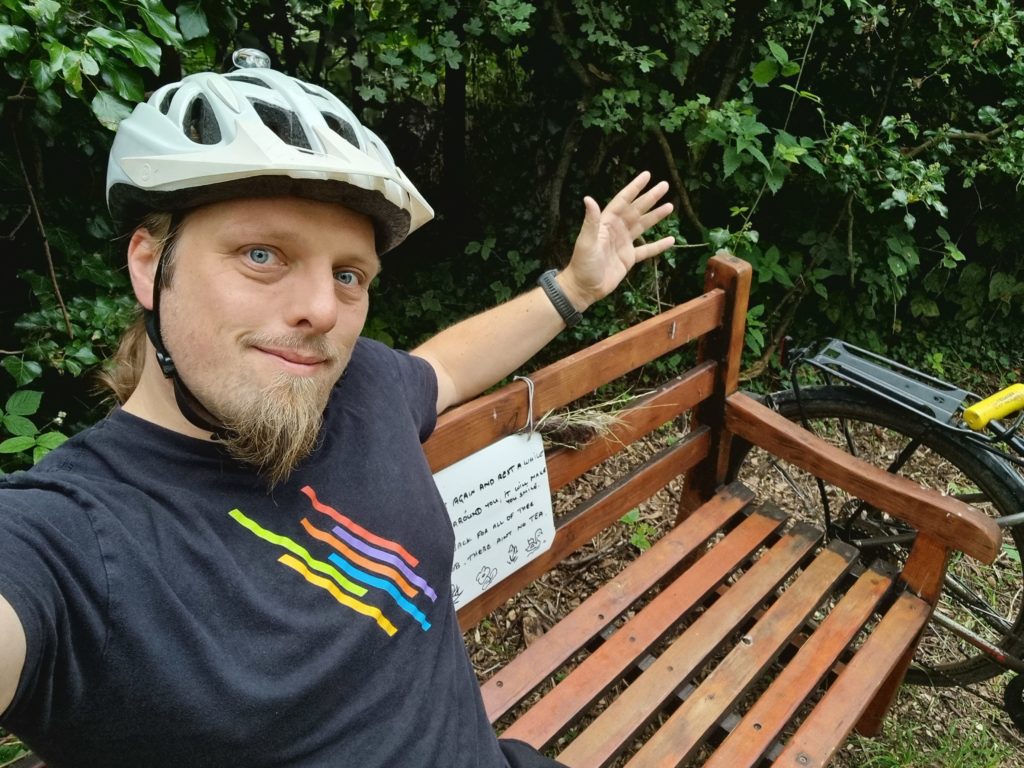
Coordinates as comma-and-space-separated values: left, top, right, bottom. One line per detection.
0, 436, 36, 454
3, 414, 38, 437
139, 3, 184, 47
747, 144, 771, 171
410, 41, 437, 62
911, 296, 940, 317
781, 61, 801, 77
0, 24, 30, 53
120, 29, 162, 73
79, 51, 100, 77
35, 431, 68, 450
26, 0, 60, 23
176, 1, 209, 41
86, 27, 124, 49
887, 255, 908, 277
801, 155, 825, 175
91, 91, 133, 130
723, 145, 741, 177
103, 58, 145, 102
30, 57, 56, 91
767, 41, 789, 65
3, 357, 43, 387
6, 390, 41, 417
752, 59, 778, 86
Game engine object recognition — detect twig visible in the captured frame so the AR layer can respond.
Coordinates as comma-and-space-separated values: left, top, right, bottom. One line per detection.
2, 208, 30, 240
0, 349, 24, 355
904, 124, 1007, 160
12, 128, 73, 339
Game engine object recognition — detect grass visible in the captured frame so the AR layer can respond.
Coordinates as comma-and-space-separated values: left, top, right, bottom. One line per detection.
837, 681, 1024, 768
0, 730, 28, 765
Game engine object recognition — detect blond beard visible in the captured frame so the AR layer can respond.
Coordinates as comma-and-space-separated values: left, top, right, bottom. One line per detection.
217, 372, 331, 488
204, 332, 343, 488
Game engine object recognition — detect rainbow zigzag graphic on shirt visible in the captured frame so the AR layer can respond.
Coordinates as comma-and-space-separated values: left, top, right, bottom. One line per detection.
229, 485, 437, 636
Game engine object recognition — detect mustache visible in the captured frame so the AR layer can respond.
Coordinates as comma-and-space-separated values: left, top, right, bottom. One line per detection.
240, 332, 340, 364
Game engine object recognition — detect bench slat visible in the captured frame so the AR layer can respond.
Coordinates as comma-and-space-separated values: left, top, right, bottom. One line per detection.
625, 540, 864, 767
554, 521, 836, 768
497, 496, 785, 741
483, 482, 756, 722
458, 430, 710, 628
773, 592, 930, 767
426, 291, 726, 472
545, 362, 716, 493
702, 562, 895, 768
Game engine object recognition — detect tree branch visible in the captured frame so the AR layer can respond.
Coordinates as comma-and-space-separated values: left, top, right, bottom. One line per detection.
652, 124, 704, 236
549, 0, 593, 91
12, 127, 72, 339
904, 123, 1007, 159
543, 116, 586, 261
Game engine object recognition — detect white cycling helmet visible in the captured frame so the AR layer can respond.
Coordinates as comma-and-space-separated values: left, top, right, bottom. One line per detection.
106, 50, 433, 253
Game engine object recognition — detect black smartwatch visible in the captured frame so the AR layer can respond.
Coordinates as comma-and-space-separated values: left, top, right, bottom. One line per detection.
537, 269, 583, 328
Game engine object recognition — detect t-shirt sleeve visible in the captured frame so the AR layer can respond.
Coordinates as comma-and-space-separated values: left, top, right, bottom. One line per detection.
352, 338, 438, 443
391, 349, 439, 443
0, 483, 109, 726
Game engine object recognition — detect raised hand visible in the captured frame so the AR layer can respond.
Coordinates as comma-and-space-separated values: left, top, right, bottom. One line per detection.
560, 171, 676, 310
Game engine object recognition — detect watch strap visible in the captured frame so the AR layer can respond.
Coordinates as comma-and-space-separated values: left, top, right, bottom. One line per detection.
537, 269, 583, 328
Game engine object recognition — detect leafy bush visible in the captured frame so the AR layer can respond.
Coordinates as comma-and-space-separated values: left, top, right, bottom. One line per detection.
0, 0, 1021, 455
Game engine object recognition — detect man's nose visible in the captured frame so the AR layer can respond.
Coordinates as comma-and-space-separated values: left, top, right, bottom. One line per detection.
286, 269, 339, 333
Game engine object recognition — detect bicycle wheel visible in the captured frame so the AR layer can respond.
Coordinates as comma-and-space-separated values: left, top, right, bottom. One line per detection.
731, 385, 1024, 686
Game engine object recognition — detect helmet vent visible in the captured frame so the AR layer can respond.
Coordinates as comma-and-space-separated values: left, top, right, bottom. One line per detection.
184, 95, 222, 145
323, 113, 359, 148
226, 75, 270, 88
159, 87, 180, 115
251, 100, 312, 150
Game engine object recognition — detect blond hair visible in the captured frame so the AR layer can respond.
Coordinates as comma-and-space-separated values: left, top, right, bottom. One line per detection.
96, 212, 183, 404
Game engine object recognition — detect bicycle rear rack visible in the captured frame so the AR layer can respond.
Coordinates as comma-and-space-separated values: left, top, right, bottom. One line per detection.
793, 339, 1024, 466
797, 339, 970, 424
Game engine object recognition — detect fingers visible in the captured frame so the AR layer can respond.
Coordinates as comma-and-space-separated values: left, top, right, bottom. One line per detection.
636, 201, 674, 234
632, 179, 671, 214
634, 235, 676, 263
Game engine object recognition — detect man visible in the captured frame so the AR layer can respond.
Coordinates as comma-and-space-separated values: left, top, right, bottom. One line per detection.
0, 54, 673, 767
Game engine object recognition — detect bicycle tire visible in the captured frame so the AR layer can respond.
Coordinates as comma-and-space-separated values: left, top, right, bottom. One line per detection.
731, 385, 1024, 687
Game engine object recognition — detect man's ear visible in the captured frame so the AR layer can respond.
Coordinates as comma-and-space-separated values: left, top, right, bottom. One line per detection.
126, 228, 161, 310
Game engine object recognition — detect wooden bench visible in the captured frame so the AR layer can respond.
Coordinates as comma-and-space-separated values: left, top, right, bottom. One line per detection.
11, 253, 1001, 768
423, 252, 1001, 767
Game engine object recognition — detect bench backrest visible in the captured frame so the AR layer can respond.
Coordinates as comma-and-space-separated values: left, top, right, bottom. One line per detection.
422, 253, 751, 629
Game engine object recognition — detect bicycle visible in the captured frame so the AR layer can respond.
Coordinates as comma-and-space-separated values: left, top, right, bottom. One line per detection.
729, 338, 1024, 730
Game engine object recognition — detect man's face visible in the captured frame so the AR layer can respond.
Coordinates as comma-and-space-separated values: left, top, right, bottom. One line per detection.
157, 196, 380, 483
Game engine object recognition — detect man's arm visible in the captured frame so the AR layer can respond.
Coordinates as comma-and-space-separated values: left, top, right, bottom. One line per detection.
413, 171, 675, 413
0, 592, 27, 716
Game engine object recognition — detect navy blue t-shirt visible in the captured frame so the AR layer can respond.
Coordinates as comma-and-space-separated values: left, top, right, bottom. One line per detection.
0, 339, 518, 767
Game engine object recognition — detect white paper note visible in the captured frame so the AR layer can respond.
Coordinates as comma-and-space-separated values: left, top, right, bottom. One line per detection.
433, 432, 555, 608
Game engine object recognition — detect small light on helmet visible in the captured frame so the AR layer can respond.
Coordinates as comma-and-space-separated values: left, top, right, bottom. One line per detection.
232, 48, 272, 70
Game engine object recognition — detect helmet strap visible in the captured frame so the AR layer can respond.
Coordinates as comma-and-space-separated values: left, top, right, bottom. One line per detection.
142, 213, 231, 440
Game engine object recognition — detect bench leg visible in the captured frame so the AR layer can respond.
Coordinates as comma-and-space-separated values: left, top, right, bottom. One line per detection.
856, 534, 949, 736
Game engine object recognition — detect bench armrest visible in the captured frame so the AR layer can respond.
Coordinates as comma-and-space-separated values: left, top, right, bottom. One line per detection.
725, 391, 1001, 563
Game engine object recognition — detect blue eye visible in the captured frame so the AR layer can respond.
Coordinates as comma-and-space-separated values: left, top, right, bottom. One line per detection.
247, 247, 273, 265
335, 270, 359, 286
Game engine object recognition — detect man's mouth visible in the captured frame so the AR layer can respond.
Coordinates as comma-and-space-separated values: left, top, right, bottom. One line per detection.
253, 345, 333, 374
